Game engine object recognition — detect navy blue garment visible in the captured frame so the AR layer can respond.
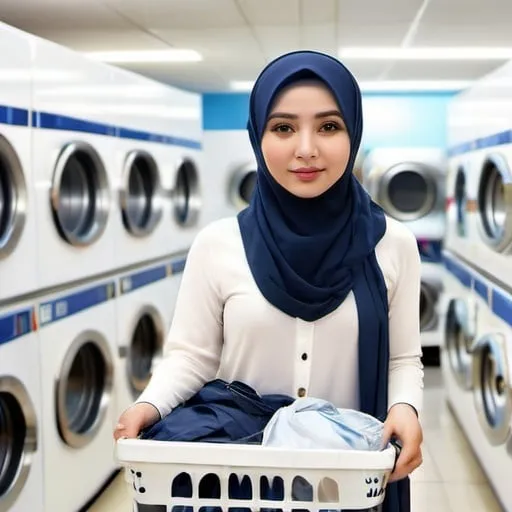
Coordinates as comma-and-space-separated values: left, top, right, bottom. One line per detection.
140, 379, 293, 443
237, 50, 410, 512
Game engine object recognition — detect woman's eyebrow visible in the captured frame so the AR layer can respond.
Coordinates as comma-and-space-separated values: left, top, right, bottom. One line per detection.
267, 110, 343, 121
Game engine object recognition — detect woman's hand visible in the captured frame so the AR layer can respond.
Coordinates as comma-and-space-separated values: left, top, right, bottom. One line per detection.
382, 403, 423, 482
113, 402, 160, 441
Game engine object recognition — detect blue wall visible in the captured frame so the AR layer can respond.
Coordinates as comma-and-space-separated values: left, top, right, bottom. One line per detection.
202, 92, 457, 149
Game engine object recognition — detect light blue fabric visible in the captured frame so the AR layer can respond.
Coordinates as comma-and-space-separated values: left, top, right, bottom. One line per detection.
262, 397, 387, 451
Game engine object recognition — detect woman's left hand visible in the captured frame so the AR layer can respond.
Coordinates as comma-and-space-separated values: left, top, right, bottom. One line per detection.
382, 403, 423, 482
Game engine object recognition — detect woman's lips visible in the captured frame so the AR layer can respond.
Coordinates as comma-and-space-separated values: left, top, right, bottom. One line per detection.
291, 167, 324, 182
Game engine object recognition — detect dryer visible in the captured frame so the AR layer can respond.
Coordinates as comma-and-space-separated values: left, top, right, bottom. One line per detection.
441, 251, 479, 392
37, 278, 117, 511
0, 23, 38, 302
203, 130, 257, 220
0, 300, 43, 511
113, 254, 186, 420
472, 282, 512, 450
466, 148, 512, 290
444, 153, 479, 262
442, 250, 512, 512
108, 68, 203, 270
31, 35, 117, 290
362, 147, 447, 241
446, 59, 512, 291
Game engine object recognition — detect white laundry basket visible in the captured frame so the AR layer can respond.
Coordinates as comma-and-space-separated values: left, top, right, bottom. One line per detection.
116, 439, 397, 511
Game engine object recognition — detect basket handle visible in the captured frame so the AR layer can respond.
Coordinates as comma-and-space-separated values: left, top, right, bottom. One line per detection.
389, 437, 402, 473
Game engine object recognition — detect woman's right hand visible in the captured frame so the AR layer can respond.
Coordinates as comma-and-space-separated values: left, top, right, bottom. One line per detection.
113, 402, 160, 441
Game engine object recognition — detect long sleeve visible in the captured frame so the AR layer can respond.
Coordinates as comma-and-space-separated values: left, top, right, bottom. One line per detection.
386, 224, 424, 414
135, 226, 224, 418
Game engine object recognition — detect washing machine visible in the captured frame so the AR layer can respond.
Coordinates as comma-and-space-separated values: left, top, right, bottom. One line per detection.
0, 300, 43, 511
108, 68, 203, 270
441, 251, 479, 391
442, 251, 512, 512
113, 254, 186, 420
31, 35, 117, 290
362, 147, 447, 241
203, 130, 257, 219
468, 280, 512, 512
465, 148, 512, 290
37, 277, 118, 511
0, 23, 38, 302
444, 152, 480, 263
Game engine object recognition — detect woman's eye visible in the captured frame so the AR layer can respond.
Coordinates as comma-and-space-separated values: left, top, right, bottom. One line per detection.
271, 124, 293, 133
321, 122, 340, 132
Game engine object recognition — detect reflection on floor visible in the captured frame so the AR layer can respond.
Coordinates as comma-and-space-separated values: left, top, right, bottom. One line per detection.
89, 368, 505, 512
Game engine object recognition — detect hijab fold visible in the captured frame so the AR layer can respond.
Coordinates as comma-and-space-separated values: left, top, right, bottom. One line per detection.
237, 50, 409, 512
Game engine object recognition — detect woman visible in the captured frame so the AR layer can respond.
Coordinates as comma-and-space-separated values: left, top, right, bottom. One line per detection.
114, 50, 424, 511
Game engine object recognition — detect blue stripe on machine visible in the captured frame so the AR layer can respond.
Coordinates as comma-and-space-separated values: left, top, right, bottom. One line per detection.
0, 105, 29, 126
171, 257, 187, 275
443, 255, 472, 288
120, 264, 168, 294
33, 111, 116, 136
1, 103, 201, 149
117, 127, 201, 149
492, 288, 512, 327
448, 129, 512, 157
38, 281, 116, 327
0, 308, 34, 346
473, 278, 488, 302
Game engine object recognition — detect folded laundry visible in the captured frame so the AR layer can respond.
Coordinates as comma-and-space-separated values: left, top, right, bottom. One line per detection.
262, 397, 386, 452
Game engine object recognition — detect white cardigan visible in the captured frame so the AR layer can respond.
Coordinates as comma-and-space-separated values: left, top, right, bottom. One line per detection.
137, 216, 424, 419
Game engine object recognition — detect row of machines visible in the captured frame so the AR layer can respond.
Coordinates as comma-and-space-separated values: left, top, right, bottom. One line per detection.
441, 57, 512, 512
0, 20, 239, 512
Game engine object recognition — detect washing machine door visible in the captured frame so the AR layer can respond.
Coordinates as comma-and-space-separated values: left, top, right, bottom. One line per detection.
172, 157, 201, 227
50, 141, 110, 247
378, 162, 438, 221
55, 331, 113, 449
445, 298, 477, 390
477, 153, 512, 253
419, 279, 442, 332
228, 162, 257, 211
472, 333, 512, 445
454, 165, 469, 237
0, 134, 27, 260
0, 376, 37, 511
120, 150, 164, 237
127, 306, 165, 397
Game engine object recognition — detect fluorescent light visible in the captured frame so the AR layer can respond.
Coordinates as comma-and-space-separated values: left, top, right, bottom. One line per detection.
359, 80, 472, 91
339, 47, 512, 60
230, 80, 255, 91
230, 80, 471, 93
84, 49, 202, 63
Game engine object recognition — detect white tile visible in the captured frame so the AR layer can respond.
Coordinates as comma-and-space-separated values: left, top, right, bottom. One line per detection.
410, 482, 452, 512
442, 483, 504, 512
89, 472, 132, 511
424, 426, 488, 484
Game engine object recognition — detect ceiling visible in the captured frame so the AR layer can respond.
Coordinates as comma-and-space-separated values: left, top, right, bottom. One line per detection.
2, 0, 512, 93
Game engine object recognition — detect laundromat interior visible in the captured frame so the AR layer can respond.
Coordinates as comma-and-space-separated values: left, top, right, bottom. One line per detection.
1, 0, 512, 511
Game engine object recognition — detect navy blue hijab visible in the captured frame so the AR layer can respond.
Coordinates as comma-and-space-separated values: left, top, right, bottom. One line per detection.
238, 50, 410, 512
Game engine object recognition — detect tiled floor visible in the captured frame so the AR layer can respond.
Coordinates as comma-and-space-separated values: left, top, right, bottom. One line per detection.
89, 368, 505, 511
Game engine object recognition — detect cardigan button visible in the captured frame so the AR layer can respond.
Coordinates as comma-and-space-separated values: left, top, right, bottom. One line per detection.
297, 387, 306, 397
301, 353, 308, 361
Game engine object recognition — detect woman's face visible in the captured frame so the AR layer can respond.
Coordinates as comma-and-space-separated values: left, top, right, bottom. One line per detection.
261, 81, 351, 198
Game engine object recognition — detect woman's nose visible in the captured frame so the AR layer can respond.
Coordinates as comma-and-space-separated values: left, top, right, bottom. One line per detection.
295, 132, 318, 159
